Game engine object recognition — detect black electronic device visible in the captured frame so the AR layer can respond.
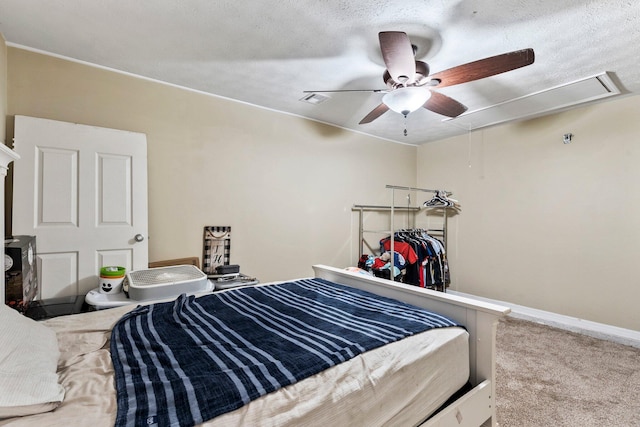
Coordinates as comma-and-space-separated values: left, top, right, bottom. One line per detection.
215, 264, 240, 275
5, 235, 38, 313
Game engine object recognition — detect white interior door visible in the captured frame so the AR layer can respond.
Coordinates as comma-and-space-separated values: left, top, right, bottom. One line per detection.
12, 116, 148, 298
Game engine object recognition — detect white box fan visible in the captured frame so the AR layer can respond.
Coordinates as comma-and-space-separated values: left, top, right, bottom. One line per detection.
124, 265, 211, 301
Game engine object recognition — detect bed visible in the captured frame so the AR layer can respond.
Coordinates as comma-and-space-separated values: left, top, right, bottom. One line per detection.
0, 265, 509, 427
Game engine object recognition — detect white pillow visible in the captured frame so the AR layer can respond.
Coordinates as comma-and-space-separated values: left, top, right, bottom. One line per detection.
0, 304, 65, 418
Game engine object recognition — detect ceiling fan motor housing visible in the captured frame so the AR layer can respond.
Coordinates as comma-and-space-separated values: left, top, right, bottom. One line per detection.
384, 61, 430, 89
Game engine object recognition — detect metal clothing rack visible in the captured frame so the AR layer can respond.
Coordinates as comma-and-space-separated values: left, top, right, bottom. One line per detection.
352, 204, 422, 258
353, 185, 452, 257
386, 185, 450, 272
353, 185, 454, 291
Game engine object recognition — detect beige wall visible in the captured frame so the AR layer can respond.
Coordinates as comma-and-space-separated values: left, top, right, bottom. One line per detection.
7, 47, 417, 282
0, 34, 6, 143
8, 46, 640, 331
417, 96, 640, 330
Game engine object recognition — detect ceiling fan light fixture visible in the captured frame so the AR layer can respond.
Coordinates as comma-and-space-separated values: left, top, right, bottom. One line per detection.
382, 87, 431, 116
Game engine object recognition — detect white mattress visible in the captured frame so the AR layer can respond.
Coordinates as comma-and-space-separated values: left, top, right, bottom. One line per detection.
0, 298, 469, 427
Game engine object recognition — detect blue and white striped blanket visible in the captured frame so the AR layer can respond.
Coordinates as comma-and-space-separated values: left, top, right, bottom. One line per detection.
111, 278, 459, 427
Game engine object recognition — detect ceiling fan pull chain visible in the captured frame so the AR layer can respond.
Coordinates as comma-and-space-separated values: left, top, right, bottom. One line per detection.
404, 114, 408, 136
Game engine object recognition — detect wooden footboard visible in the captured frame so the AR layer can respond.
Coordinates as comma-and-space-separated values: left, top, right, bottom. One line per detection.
312, 265, 510, 427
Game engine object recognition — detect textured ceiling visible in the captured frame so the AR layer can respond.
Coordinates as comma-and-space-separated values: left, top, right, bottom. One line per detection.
1, 0, 639, 145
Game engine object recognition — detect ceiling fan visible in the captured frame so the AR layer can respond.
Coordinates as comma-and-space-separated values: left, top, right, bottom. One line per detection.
304, 32, 535, 125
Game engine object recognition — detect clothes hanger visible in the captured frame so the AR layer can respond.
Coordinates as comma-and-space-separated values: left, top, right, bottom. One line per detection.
423, 191, 449, 207
423, 190, 461, 210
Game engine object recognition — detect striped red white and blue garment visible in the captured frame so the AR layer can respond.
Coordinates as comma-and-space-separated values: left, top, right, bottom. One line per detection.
110, 278, 460, 427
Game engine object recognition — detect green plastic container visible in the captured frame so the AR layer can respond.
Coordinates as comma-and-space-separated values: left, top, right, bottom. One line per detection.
99, 266, 126, 294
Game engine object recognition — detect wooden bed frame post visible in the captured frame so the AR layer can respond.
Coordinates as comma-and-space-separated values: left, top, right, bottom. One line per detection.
312, 265, 510, 427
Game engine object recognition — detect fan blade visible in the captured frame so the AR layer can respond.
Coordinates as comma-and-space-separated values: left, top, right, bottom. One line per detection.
303, 89, 386, 93
379, 32, 416, 84
423, 92, 468, 118
429, 48, 535, 88
359, 103, 389, 124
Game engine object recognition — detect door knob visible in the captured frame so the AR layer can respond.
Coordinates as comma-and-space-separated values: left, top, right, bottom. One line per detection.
134, 234, 145, 242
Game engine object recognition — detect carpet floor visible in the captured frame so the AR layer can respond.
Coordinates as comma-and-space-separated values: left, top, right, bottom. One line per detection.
493, 317, 640, 426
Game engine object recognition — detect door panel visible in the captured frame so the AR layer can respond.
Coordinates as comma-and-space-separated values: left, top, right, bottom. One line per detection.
98, 153, 132, 225
37, 252, 78, 298
38, 147, 78, 226
13, 116, 148, 299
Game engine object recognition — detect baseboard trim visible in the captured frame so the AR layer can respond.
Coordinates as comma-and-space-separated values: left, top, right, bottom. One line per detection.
447, 291, 640, 349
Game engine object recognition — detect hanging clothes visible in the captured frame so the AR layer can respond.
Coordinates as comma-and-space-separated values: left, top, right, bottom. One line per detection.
415, 230, 449, 289
379, 234, 419, 285
380, 229, 450, 290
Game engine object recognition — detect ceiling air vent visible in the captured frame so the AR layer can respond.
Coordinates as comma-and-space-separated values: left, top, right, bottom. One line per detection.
300, 92, 330, 105
444, 72, 621, 130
